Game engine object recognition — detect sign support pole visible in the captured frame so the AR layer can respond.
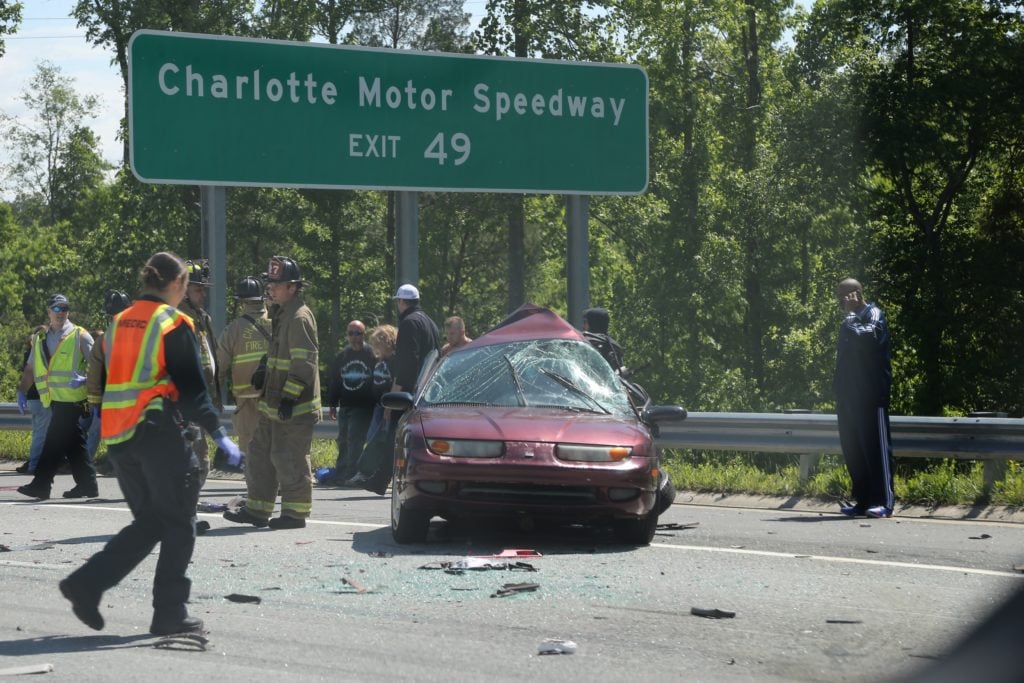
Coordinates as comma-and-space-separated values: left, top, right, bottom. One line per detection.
566, 194, 590, 327
396, 190, 419, 289
200, 185, 227, 337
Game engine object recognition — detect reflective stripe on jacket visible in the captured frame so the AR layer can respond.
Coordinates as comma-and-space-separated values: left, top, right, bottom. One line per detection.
257, 295, 321, 420
216, 303, 270, 400
179, 298, 220, 406
33, 326, 88, 407
100, 300, 195, 445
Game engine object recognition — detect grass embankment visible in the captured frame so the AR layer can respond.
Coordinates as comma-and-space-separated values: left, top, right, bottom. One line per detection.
3, 431, 1021, 507
661, 451, 1024, 508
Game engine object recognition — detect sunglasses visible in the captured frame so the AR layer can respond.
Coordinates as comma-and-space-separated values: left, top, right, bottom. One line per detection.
347, 331, 364, 336
50, 306, 69, 313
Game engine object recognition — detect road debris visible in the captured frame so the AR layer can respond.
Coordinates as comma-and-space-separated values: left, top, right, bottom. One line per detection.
968, 533, 992, 540
341, 576, 370, 593
419, 558, 538, 574
492, 582, 539, 598
475, 548, 542, 559
224, 593, 262, 604
0, 663, 55, 675
657, 522, 699, 530
826, 619, 863, 624
691, 606, 736, 619
154, 633, 208, 651
538, 638, 577, 655
196, 502, 228, 512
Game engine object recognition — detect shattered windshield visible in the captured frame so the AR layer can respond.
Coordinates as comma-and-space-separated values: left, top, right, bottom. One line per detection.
420, 339, 633, 417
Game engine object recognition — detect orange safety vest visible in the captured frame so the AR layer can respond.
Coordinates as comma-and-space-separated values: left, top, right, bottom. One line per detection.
100, 300, 195, 446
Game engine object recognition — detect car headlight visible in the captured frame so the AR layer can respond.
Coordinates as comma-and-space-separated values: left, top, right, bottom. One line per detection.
557, 444, 632, 462
427, 439, 504, 458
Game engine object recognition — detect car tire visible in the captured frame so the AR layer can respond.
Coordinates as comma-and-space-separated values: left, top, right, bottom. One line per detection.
391, 481, 430, 544
656, 474, 676, 516
613, 510, 658, 546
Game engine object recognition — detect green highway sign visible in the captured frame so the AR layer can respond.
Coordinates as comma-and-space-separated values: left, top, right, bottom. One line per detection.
128, 31, 648, 195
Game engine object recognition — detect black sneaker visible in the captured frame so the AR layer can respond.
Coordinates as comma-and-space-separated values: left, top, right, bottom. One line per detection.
268, 515, 306, 529
223, 508, 269, 528
195, 520, 211, 535
59, 578, 104, 631
63, 484, 99, 499
17, 483, 50, 500
150, 615, 204, 636
15, 462, 30, 474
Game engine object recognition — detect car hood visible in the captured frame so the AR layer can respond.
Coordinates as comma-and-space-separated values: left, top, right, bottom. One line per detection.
413, 406, 651, 446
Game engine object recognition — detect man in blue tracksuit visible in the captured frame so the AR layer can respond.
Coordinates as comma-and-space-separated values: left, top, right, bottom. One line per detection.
833, 278, 895, 519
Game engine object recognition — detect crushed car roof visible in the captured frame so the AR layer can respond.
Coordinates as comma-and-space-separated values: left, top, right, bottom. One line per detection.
458, 303, 585, 350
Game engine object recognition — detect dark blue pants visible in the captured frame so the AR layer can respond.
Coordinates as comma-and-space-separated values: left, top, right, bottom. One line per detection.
65, 412, 200, 619
29, 401, 95, 493
334, 405, 374, 478
837, 403, 895, 510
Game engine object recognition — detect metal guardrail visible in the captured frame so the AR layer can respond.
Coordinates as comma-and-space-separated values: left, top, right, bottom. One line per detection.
2, 404, 1022, 459
656, 411, 1024, 461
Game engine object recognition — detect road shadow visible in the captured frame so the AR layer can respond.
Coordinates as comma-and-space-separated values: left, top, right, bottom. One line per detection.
764, 515, 860, 523
0, 633, 154, 656
350, 517, 643, 557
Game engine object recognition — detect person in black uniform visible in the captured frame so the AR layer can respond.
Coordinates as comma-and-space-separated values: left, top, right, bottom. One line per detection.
582, 307, 624, 373
58, 252, 241, 635
834, 278, 895, 519
389, 284, 440, 397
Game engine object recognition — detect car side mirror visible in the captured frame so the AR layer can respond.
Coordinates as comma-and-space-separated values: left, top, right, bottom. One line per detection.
643, 405, 687, 423
381, 391, 414, 411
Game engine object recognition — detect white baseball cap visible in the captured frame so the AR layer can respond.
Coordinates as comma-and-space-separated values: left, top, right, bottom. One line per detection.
393, 283, 420, 300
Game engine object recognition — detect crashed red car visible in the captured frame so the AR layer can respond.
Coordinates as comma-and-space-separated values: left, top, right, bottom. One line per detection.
382, 304, 686, 545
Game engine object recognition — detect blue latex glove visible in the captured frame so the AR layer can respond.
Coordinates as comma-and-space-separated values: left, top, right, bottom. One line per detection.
16, 389, 27, 415
69, 372, 87, 389
213, 434, 243, 468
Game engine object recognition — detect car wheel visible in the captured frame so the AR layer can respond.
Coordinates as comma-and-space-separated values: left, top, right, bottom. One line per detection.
391, 479, 430, 544
613, 510, 658, 546
656, 474, 677, 516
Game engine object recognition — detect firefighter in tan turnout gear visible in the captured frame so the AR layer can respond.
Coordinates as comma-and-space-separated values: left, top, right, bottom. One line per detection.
224, 256, 320, 530
178, 259, 220, 486
216, 276, 271, 459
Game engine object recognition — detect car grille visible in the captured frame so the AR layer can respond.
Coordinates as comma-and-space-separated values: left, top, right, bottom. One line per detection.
456, 482, 598, 504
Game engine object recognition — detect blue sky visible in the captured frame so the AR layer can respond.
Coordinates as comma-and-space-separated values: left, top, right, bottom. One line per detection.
0, 0, 491, 199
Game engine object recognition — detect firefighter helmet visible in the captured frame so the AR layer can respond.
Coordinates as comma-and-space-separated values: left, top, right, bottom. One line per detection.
263, 256, 305, 284
186, 259, 210, 286
235, 276, 264, 300
104, 290, 132, 316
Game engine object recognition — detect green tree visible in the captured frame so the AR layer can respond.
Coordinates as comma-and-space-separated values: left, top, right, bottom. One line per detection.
1, 61, 104, 225
805, 0, 1024, 414
73, 0, 258, 164
0, 0, 22, 58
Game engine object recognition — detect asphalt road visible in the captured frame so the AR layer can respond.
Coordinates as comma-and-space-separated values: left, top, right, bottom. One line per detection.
1, 469, 1022, 682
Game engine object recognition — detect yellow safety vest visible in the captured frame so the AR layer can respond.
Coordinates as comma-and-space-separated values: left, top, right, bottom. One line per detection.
32, 326, 88, 407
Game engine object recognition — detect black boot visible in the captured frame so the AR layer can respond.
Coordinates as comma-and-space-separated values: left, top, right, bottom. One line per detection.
150, 613, 204, 636
59, 578, 104, 631
268, 515, 306, 529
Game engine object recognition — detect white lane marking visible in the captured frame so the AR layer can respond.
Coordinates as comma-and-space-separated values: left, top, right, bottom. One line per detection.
4, 502, 1020, 577
0, 501, 385, 528
651, 542, 1024, 578
675, 502, 1024, 528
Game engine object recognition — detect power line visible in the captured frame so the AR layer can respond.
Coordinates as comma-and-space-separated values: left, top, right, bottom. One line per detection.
7, 34, 86, 39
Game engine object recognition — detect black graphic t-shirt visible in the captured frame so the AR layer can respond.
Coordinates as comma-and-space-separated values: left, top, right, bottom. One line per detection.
371, 357, 393, 402
328, 346, 376, 408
